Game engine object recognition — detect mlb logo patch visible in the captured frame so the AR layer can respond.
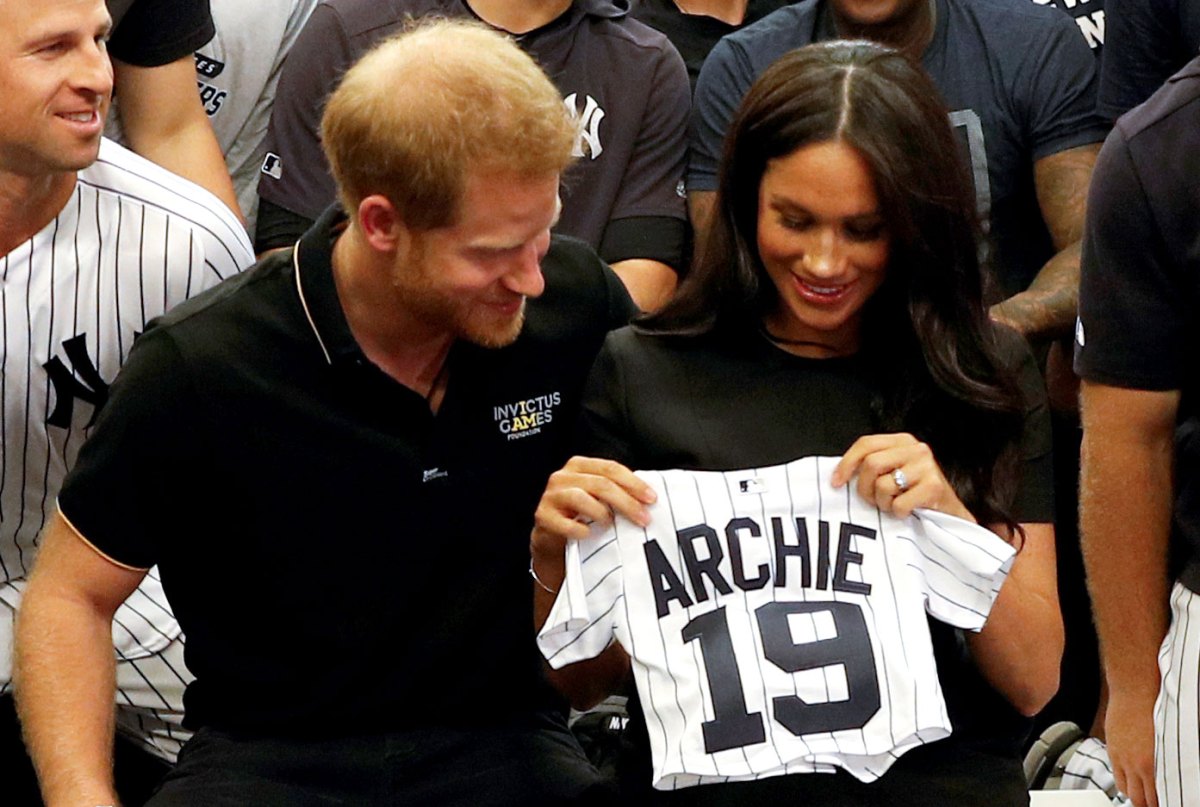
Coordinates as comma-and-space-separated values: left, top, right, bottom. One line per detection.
738, 477, 768, 495
261, 153, 283, 180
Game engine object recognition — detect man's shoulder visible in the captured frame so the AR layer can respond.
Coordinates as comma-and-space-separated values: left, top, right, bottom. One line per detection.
318, 0, 455, 39
706, 1, 818, 79
723, 1, 817, 53
82, 140, 253, 257
578, 5, 679, 57
537, 234, 616, 299
150, 250, 293, 339
524, 236, 633, 338
1115, 58, 1200, 149
941, 0, 1081, 49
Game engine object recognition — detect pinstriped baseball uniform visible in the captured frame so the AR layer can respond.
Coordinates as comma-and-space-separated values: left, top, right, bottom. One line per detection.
0, 137, 253, 761
1155, 583, 1200, 807
538, 455, 1015, 790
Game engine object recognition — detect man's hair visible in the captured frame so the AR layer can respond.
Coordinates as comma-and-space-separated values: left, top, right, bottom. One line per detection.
321, 18, 578, 230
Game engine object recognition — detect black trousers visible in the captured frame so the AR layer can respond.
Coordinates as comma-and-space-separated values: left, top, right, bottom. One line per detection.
149, 712, 611, 807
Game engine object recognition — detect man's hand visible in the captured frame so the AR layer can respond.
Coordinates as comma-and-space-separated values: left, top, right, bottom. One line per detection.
15, 511, 146, 807
1106, 689, 1160, 807
1080, 382, 1177, 807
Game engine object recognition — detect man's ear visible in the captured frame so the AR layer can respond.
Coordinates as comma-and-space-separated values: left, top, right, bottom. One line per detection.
356, 194, 411, 255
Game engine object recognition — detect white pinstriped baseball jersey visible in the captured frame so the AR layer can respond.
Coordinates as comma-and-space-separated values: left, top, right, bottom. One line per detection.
0, 138, 253, 746
538, 455, 1016, 790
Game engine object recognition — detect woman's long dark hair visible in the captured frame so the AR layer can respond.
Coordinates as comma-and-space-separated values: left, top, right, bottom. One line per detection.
642, 41, 1027, 530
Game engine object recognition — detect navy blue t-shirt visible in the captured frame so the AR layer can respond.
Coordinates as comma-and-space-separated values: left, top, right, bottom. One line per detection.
690, 0, 1109, 297
1029, 0, 1105, 56
1098, 0, 1200, 118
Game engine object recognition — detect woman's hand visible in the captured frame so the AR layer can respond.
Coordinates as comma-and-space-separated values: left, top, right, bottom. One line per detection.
530, 456, 656, 602
830, 433, 974, 522
531, 456, 656, 558
530, 456, 649, 710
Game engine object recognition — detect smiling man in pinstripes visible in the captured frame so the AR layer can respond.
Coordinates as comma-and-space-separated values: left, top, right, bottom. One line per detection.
0, 0, 254, 800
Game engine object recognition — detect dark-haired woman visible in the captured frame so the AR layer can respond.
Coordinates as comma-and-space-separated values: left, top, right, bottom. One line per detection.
531, 40, 1061, 805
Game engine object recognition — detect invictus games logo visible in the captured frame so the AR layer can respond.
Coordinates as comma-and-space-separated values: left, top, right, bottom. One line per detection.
563, 93, 605, 160
494, 392, 562, 441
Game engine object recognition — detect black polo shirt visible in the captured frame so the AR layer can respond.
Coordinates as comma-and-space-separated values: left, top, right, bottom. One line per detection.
59, 209, 635, 736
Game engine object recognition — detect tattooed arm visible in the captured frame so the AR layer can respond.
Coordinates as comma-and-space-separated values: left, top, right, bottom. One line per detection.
990, 143, 1100, 340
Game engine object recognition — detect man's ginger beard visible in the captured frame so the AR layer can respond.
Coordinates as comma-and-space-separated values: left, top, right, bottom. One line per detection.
389, 234, 527, 349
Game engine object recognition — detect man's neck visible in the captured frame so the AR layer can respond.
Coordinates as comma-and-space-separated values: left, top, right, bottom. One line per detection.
466, 0, 574, 34
0, 171, 78, 258
829, 0, 937, 60
330, 231, 455, 402
673, 0, 748, 26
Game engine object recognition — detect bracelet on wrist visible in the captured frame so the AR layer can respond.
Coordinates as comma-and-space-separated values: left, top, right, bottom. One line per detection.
529, 558, 558, 594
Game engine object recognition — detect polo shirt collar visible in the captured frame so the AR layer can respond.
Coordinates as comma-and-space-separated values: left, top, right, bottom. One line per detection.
294, 205, 363, 367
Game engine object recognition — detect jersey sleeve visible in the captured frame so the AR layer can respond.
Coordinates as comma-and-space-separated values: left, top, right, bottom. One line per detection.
92, 140, 254, 282
909, 510, 1017, 632
687, 37, 757, 193
57, 328, 203, 570
537, 524, 624, 668
193, 205, 256, 284
108, 0, 216, 67
256, 3, 353, 220
596, 39, 689, 268
1013, 11, 1109, 161
1074, 126, 1187, 391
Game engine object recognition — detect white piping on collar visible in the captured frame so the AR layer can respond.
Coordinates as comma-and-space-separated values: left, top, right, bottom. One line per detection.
293, 242, 333, 365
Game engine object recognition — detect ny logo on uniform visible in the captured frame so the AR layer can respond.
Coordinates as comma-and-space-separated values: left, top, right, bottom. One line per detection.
43, 334, 109, 428
564, 93, 605, 160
